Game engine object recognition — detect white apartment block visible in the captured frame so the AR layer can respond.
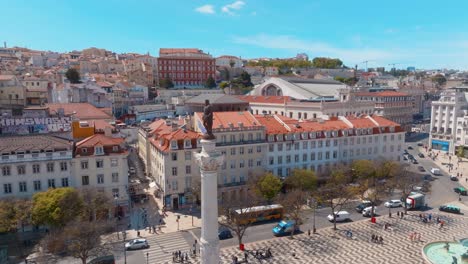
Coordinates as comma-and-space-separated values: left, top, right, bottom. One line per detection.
0, 135, 73, 198
73, 134, 129, 216
256, 114, 405, 177
215, 56, 243, 68
430, 87, 468, 155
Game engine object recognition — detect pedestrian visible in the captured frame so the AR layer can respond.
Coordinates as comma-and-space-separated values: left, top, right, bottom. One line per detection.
267, 248, 272, 257
429, 213, 432, 221
371, 234, 376, 242
308, 229, 311, 236
244, 252, 248, 262
397, 211, 400, 217
137, 230, 140, 237
379, 236, 383, 244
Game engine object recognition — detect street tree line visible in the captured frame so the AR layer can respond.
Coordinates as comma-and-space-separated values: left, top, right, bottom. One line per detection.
219, 159, 420, 245
0, 187, 117, 264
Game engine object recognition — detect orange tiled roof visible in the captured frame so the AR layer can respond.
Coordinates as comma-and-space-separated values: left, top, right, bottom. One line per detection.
149, 128, 200, 152
195, 111, 262, 129
371, 115, 400, 127
46, 103, 111, 120
254, 115, 288, 134
76, 134, 124, 147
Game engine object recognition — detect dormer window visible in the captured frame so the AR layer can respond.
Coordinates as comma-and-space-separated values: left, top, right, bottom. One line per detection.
343, 130, 348, 136
276, 134, 283, 141
332, 131, 337, 137
310, 132, 316, 139
348, 129, 353, 135
170, 140, 178, 150
356, 129, 361, 136
325, 131, 331, 138
82, 148, 88, 154
95, 146, 104, 155
302, 132, 308, 139
112, 146, 119, 152
184, 139, 192, 148
268, 135, 274, 142
390, 126, 395, 132
368, 128, 372, 134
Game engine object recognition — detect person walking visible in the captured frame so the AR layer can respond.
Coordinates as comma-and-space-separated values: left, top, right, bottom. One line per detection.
244, 252, 248, 262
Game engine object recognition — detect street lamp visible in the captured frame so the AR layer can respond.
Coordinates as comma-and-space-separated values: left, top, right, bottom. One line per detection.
146, 252, 149, 264
123, 231, 127, 264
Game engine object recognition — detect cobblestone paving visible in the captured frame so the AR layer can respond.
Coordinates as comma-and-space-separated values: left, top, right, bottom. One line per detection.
216, 212, 468, 264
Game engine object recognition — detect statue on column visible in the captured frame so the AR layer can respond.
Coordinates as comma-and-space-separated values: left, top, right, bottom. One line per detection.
202, 99, 215, 140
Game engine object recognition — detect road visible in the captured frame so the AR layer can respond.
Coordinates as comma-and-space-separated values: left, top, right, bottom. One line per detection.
190, 133, 467, 248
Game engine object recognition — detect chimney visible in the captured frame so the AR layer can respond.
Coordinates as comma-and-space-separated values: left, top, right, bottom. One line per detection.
104, 126, 112, 137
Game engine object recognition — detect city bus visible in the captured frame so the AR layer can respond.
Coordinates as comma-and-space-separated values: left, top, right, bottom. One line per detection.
232, 204, 284, 225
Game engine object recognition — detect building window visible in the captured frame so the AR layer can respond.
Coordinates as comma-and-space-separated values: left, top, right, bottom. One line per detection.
47, 162, 54, 172
248, 148, 253, 154
230, 148, 236, 155
3, 183, 12, 194
286, 155, 291, 164
2, 166, 11, 176
81, 161, 88, 169
311, 153, 316, 160
32, 164, 40, 174
82, 176, 89, 186
303, 154, 307, 162
185, 151, 192, 160
311, 141, 316, 148
248, 159, 253, 167
333, 151, 338, 159
286, 143, 291, 151
60, 162, 68, 171
325, 152, 330, 160
96, 160, 104, 168
97, 174, 104, 184
111, 159, 118, 167
95, 146, 104, 155
303, 142, 308, 149
34, 180, 41, 191
48, 179, 55, 188
112, 173, 119, 183
112, 146, 119, 152
318, 152, 323, 160
269, 144, 274, 152
256, 159, 262, 166
277, 144, 283, 151
294, 155, 299, 162
172, 180, 178, 191
112, 188, 119, 198
239, 147, 244, 154
230, 160, 236, 169
19, 182, 27, 192
172, 167, 177, 176
186, 165, 191, 174
172, 153, 178, 161
62, 178, 69, 187
318, 141, 323, 148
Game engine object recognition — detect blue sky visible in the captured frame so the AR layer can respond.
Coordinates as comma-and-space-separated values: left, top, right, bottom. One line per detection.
2, 0, 468, 69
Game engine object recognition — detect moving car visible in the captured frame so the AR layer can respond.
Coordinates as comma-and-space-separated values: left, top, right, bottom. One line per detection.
125, 239, 148, 250
412, 159, 419, 164
418, 153, 425, 158
417, 143, 424, 147
327, 211, 351, 222
418, 166, 425, 172
408, 146, 413, 150
423, 174, 433, 181
430, 168, 441, 175
355, 201, 373, 213
439, 205, 461, 214
362, 206, 377, 217
88, 255, 115, 264
272, 220, 300, 236
450, 175, 459, 181
384, 200, 402, 208
403, 150, 409, 154
454, 187, 467, 195
403, 156, 408, 161
218, 228, 233, 240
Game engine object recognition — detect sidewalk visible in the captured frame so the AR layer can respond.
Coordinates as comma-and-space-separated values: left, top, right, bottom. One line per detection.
419, 146, 468, 190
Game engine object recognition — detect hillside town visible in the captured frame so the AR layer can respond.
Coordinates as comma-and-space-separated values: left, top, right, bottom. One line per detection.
1, 43, 468, 264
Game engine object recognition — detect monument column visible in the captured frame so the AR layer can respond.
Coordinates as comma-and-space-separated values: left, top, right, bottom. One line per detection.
195, 139, 224, 264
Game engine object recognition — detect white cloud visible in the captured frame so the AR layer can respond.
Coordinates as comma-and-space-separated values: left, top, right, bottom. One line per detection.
232, 33, 394, 64
195, 4, 215, 14
222, 1, 245, 15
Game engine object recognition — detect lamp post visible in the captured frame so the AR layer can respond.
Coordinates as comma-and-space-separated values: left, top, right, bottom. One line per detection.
146, 252, 149, 264
123, 231, 127, 264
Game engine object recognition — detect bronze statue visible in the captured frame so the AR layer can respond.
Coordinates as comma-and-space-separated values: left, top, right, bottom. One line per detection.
202, 99, 215, 140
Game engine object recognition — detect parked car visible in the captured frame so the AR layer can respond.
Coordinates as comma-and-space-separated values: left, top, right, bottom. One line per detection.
125, 239, 148, 250
423, 174, 433, 181
403, 150, 409, 154
450, 175, 459, 181
88, 255, 115, 264
218, 228, 233, 240
430, 168, 441, 175
272, 220, 300, 236
362, 206, 377, 217
439, 205, 461, 214
327, 211, 351, 222
408, 154, 415, 160
403, 156, 408, 161
384, 200, 402, 208
412, 159, 419, 164
408, 146, 413, 150
418, 166, 425, 172
454, 187, 467, 195
418, 153, 425, 158
355, 201, 373, 213
417, 143, 424, 147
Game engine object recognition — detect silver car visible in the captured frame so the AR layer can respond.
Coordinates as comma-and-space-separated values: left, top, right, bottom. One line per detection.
384, 200, 402, 208
125, 239, 149, 250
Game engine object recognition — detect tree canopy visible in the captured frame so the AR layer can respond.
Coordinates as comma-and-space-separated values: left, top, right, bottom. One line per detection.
432, 74, 447, 87
255, 173, 282, 203
205, 76, 216, 88
65, 68, 81, 83
312, 57, 343, 69
246, 59, 313, 71
285, 169, 317, 192
159, 77, 174, 88
31, 187, 84, 227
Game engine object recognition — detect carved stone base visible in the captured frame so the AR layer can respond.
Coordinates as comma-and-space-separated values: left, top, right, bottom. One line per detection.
200, 237, 220, 264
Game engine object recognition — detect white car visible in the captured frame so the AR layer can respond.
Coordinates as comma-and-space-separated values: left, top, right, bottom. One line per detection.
125, 239, 148, 250
327, 211, 351, 222
384, 200, 402, 208
362, 206, 377, 217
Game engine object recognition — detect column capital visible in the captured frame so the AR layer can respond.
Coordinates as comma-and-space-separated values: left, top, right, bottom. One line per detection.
194, 139, 224, 172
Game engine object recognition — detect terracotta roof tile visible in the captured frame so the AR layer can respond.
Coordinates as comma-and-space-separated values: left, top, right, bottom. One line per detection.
355, 91, 410, 97
76, 134, 124, 147
195, 111, 261, 129
46, 103, 111, 120
236, 95, 293, 104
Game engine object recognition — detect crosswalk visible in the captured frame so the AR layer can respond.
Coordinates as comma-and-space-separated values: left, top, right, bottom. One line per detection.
143, 232, 198, 264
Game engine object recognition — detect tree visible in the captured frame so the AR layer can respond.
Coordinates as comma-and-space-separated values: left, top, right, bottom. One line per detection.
285, 169, 317, 192
0, 199, 18, 233
78, 188, 112, 222
219, 191, 259, 247
317, 167, 356, 230
31, 187, 83, 227
280, 189, 307, 238
205, 76, 216, 89
239, 71, 253, 87
42, 220, 114, 264
65, 68, 81, 83
312, 57, 343, 69
431, 74, 447, 87
456, 145, 465, 159
219, 81, 229, 89
255, 173, 282, 204
159, 77, 174, 88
